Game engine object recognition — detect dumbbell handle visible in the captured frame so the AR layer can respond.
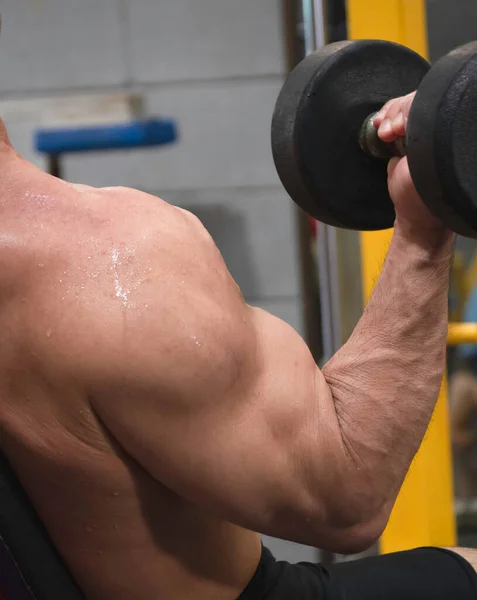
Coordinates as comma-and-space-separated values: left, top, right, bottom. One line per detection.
359, 112, 406, 159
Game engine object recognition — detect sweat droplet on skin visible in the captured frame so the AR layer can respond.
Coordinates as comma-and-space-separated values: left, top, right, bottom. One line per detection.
191, 335, 201, 348
112, 248, 130, 307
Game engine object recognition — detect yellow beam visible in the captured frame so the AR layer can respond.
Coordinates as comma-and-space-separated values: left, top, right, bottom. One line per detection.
346, 0, 428, 54
400, 0, 428, 58
464, 249, 477, 298
450, 251, 466, 321
381, 376, 455, 552
448, 322, 477, 346
346, 0, 457, 553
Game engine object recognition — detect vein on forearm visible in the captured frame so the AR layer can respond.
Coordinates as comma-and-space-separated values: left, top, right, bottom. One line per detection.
322, 229, 453, 500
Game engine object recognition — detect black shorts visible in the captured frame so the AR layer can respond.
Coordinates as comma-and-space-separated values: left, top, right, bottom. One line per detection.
238, 545, 477, 599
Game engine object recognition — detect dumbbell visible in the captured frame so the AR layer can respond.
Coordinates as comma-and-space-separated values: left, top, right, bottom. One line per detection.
271, 39, 477, 237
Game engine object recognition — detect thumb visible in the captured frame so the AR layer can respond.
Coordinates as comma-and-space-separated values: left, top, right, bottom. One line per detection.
387, 156, 400, 179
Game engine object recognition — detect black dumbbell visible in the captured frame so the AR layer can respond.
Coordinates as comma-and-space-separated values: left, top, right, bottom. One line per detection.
271, 39, 477, 237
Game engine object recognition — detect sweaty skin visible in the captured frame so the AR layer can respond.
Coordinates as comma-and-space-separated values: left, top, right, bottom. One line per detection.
1, 95, 454, 600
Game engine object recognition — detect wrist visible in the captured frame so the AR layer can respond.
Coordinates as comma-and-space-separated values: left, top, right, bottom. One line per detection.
393, 218, 455, 256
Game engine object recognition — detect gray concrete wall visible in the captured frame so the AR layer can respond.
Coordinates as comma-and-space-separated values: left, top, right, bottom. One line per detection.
427, 0, 477, 62
0, 1, 316, 563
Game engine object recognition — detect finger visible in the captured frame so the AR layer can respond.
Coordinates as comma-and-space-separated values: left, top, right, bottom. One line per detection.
375, 91, 416, 133
389, 93, 417, 139
378, 118, 396, 142
373, 99, 394, 126
385, 100, 405, 123
378, 100, 407, 142
374, 98, 400, 127
388, 92, 415, 119
390, 112, 406, 138
373, 111, 385, 127
375, 92, 417, 142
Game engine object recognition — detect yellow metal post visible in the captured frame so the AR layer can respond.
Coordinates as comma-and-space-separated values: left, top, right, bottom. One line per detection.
448, 323, 477, 346
346, 0, 456, 553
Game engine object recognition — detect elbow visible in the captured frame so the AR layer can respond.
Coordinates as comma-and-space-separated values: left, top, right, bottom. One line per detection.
308, 443, 395, 553
321, 510, 388, 555
270, 486, 390, 554
308, 494, 391, 555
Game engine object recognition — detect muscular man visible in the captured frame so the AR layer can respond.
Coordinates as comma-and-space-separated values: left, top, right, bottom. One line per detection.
1, 94, 476, 599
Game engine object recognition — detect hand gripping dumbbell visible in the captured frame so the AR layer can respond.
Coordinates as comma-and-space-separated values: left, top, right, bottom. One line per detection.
271, 39, 477, 237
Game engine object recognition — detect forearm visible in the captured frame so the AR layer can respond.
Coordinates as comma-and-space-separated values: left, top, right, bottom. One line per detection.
322, 222, 454, 513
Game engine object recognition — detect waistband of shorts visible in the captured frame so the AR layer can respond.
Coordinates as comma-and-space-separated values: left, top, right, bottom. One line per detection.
237, 545, 279, 599
421, 547, 477, 593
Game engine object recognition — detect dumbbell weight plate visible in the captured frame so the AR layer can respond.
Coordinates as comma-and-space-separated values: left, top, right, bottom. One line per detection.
272, 40, 430, 230
407, 41, 477, 238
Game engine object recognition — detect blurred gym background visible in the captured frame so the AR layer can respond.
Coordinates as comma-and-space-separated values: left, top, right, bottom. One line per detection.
0, 0, 476, 563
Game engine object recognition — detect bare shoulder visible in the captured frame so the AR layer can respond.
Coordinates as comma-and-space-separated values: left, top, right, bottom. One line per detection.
27, 185, 253, 398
